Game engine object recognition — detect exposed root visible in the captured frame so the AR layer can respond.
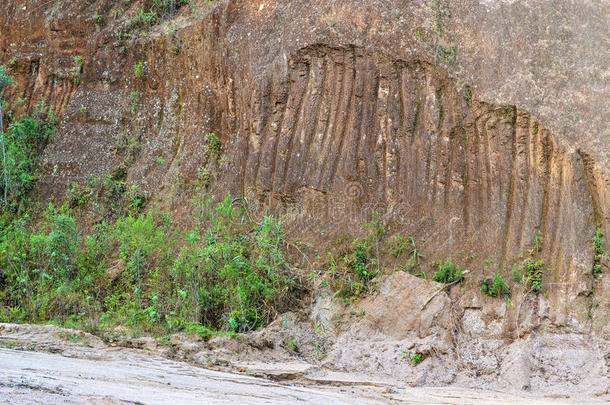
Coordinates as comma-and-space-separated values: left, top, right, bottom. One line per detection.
420, 271, 469, 311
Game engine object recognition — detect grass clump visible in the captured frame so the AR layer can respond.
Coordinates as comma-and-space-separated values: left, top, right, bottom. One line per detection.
432, 259, 463, 284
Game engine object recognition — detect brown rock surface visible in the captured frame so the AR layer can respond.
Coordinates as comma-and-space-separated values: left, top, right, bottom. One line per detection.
1, 0, 608, 396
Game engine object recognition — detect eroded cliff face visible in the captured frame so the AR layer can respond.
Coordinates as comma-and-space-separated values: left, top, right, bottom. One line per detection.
1, 0, 608, 339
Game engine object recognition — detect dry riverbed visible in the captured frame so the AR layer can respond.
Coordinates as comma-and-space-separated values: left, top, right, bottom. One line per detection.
0, 323, 601, 404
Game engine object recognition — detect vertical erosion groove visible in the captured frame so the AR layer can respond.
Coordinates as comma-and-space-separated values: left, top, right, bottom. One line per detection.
226, 45, 600, 282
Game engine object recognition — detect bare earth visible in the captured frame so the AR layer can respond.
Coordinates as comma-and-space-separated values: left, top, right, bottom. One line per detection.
0, 324, 597, 405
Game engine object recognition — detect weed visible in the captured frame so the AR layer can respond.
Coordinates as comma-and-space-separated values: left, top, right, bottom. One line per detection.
409, 351, 424, 365
392, 235, 423, 270
592, 227, 604, 277
58, 331, 85, 343
327, 213, 387, 300
284, 335, 297, 352
407, 236, 423, 267
313, 342, 325, 360
0, 339, 20, 347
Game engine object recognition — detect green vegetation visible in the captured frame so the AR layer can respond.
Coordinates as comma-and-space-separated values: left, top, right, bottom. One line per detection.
327, 212, 385, 300
133, 8, 158, 27
405, 351, 424, 365
592, 227, 604, 277
0, 65, 13, 95
390, 235, 409, 258
463, 85, 472, 107
72, 56, 83, 85
479, 271, 510, 297
390, 235, 423, 271
204, 132, 221, 160
129, 90, 139, 115
512, 263, 522, 282
521, 258, 544, 293
129, 0, 190, 32
532, 229, 543, 254
0, 103, 57, 210
432, 259, 463, 284
0, 83, 294, 337
510, 230, 546, 293
0, 193, 299, 335
66, 176, 97, 209
133, 61, 144, 78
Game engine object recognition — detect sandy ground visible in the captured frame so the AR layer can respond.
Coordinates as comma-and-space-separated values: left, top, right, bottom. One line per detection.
0, 324, 600, 405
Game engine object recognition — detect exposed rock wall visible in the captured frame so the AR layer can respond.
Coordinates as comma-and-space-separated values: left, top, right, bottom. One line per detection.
1, 0, 608, 334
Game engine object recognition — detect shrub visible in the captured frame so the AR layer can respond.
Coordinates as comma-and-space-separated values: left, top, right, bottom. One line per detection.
522, 258, 544, 293
347, 239, 375, 283
0, 109, 57, 209
0, 64, 13, 90
0, 192, 299, 335
479, 271, 510, 297
432, 259, 463, 284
